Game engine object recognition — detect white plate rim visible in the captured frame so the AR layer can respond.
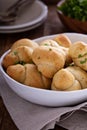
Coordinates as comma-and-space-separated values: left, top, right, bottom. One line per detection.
0, 0, 48, 31
0, 14, 47, 33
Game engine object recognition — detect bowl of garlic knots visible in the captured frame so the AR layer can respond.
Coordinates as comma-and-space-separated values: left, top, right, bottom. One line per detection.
1, 33, 87, 107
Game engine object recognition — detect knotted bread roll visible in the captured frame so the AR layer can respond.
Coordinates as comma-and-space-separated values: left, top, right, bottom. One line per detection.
11, 38, 39, 50
69, 41, 87, 71
7, 64, 51, 89
51, 66, 87, 91
39, 39, 72, 67
39, 39, 59, 47
66, 66, 87, 89
3, 38, 39, 69
53, 34, 72, 48
3, 46, 33, 69
32, 46, 65, 78
51, 68, 81, 91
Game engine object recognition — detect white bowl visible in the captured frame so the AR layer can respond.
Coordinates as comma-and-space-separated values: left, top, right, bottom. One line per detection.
1, 33, 87, 107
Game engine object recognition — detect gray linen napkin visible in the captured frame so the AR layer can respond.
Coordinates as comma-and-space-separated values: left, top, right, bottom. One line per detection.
57, 110, 87, 130
0, 74, 87, 130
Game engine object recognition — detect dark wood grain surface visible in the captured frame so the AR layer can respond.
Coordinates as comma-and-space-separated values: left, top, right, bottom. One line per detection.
0, 1, 70, 130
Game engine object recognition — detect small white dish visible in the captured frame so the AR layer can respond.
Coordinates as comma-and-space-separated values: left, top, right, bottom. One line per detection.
1, 33, 87, 107
0, 1, 48, 33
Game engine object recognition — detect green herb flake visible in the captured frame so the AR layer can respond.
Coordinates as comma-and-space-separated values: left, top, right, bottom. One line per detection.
14, 61, 26, 65
44, 43, 48, 46
80, 58, 87, 64
78, 52, 87, 58
14, 61, 19, 65
78, 54, 83, 58
20, 61, 26, 65
13, 51, 18, 55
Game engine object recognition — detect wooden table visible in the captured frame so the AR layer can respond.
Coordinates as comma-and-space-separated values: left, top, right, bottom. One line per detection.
0, 1, 70, 130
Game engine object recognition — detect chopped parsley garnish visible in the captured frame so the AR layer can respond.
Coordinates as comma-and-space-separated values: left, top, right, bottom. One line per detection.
15, 61, 26, 65
13, 51, 18, 55
80, 58, 87, 64
44, 43, 49, 46
78, 52, 87, 58
57, 0, 87, 21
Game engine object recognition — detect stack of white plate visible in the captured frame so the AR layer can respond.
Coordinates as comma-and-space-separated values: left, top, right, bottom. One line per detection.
0, 0, 48, 33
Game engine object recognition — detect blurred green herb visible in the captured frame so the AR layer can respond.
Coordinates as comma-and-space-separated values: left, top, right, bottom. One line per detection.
13, 51, 18, 55
57, 0, 87, 21
15, 61, 26, 65
80, 58, 87, 64
78, 52, 87, 58
44, 43, 49, 46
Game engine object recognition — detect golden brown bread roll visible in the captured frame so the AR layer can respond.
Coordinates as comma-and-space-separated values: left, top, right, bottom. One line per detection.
2, 51, 19, 69
51, 65, 87, 91
6, 64, 25, 83
66, 66, 87, 89
58, 46, 72, 66
39, 39, 72, 66
3, 46, 33, 69
39, 38, 72, 65
51, 69, 81, 91
39, 39, 59, 47
65, 80, 81, 91
53, 34, 72, 48
11, 38, 39, 50
51, 68, 75, 90
51, 68, 81, 91
7, 64, 51, 89
69, 41, 87, 71
32, 46, 65, 78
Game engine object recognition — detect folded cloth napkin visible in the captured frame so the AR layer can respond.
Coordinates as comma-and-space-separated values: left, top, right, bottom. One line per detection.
57, 110, 87, 130
0, 74, 87, 130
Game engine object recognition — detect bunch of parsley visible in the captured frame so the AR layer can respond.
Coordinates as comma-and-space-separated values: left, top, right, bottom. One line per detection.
57, 0, 87, 21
